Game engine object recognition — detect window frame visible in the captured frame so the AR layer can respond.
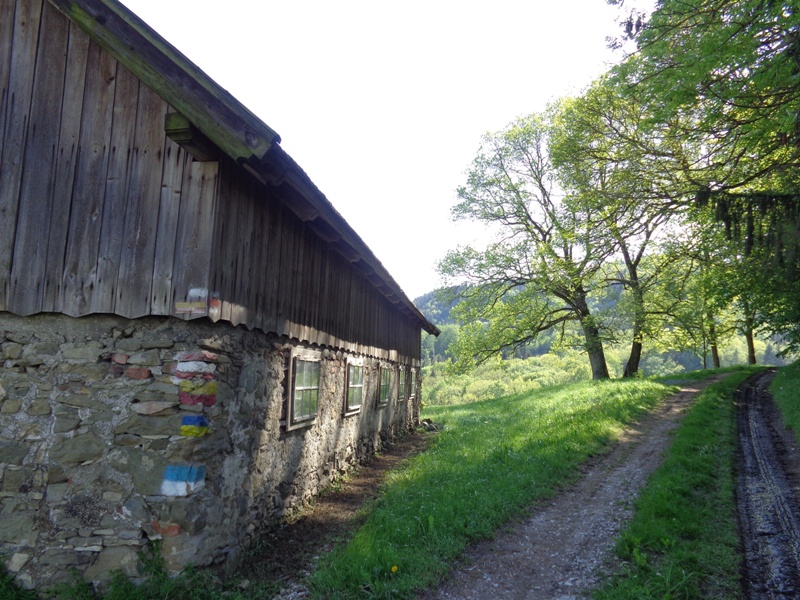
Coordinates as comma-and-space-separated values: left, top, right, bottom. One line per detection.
398, 366, 409, 402
283, 349, 321, 431
376, 364, 393, 407
343, 357, 365, 416
410, 368, 418, 401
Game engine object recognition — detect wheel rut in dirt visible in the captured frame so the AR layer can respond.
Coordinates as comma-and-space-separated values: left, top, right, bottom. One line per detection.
736, 370, 800, 599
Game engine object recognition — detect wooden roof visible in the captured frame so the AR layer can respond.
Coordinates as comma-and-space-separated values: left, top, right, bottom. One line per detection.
49, 0, 439, 336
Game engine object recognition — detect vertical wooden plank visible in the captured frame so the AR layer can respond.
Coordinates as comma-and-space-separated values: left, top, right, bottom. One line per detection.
230, 172, 255, 327
290, 227, 305, 340
90, 66, 139, 313
224, 171, 242, 326
330, 253, 343, 348
250, 194, 269, 332
274, 212, 294, 337
171, 160, 218, 319
308, 235, 323, 344
150, 140, 189, 314
346, 269, 356, 350
0, 0, 18, 166
262, 194, 283, 334
295, 229, 312, 342
319, 251, 333, 347
207, 160, 228, 322
113, 82, 167, 317
279, 221, 295, 338
218, 163, 240, 325
369, 283, 377, 357
246, 180, 272, 333
61, 42, 116, 316
41, 20, 88, 312
0, 0, 42, 311
8, 2, 69, 315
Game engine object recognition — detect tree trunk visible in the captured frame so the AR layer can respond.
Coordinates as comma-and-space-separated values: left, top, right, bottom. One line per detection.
710, 341, 721, 369
623, 287, 645, 378
742, 300, 757, 365
623, 340, 642, 378
708, 317, 721, 369
572, 290, 609, 380
745, 317, 757, 365
580, 315, 609, 380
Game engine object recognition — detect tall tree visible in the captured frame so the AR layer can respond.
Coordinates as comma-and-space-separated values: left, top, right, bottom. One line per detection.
550, 81, 690, 376
439, 111, 613, 379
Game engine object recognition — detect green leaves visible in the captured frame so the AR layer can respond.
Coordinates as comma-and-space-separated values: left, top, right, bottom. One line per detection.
615, 0, 800, 191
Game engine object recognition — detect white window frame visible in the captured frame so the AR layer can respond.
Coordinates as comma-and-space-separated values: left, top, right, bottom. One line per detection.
377, 364, 393, 407
343, 357, 365, 416
398, 366, 409, 402
283, 349, 321, 431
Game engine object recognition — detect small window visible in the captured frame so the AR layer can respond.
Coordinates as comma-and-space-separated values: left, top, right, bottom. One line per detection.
377, 365, 393, 407
398, 366, 408, 402
344, 359, 364, 415
283, 350, 321, 430
410, 369, 418, 400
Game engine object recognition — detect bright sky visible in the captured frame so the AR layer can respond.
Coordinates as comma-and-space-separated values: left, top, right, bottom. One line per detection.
121, 0, 627, 300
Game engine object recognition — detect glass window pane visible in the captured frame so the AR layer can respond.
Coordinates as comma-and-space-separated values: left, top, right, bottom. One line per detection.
294, 389, 303, 420
312, 361, 320, 385
302, 361, 311, 388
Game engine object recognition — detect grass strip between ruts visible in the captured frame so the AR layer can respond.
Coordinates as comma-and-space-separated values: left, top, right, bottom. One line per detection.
770, 360, 800, 442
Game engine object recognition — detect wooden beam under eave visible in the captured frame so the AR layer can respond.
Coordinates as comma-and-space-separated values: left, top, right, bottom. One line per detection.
165, 113, 218, 161
307, 218, 341, 243
367, 272, 386, 287
351, 258, 374, 276
279, 184, 319, 222
49, 0, 279, 164
332, 240, 361, 263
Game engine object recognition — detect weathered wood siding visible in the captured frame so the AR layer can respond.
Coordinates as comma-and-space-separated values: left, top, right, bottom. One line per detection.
0, 0, 422, 364
0, 0, 214, 319
208, 158, 422, 363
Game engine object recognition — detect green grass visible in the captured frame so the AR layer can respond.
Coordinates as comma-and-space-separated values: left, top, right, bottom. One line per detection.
651, 364, 756, 383
771, 361, 800, 438
307, 378, 676, 598
592, 367, 762, 600
1, 568, 38, 600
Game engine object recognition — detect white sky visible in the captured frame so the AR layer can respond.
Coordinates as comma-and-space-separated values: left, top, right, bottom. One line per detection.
121, 0, 628, 300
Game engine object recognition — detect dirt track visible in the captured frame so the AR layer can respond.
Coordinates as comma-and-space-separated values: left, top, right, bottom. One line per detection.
736, 370, 800, 599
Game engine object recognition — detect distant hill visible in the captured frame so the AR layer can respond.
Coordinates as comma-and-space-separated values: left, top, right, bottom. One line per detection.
413, 288, 462, 326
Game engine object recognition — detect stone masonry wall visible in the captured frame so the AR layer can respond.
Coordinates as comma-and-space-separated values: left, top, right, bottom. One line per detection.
0, 312, 419, 591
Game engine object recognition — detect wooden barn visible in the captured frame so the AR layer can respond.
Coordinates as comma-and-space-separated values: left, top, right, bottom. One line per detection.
0, 0, 438, 590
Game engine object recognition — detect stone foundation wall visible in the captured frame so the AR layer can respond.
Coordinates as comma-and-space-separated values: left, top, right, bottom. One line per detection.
0, 313, 419, 591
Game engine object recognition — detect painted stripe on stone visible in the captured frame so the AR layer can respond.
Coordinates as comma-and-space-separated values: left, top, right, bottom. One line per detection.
175, 350, 219, 362
160, 465, 206, 496
180, 415, 210, 437
177, 380, 217, 406
175, 361, 216, 374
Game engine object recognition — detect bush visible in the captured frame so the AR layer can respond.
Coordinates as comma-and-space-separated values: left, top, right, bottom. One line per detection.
423, 351, 591, 406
